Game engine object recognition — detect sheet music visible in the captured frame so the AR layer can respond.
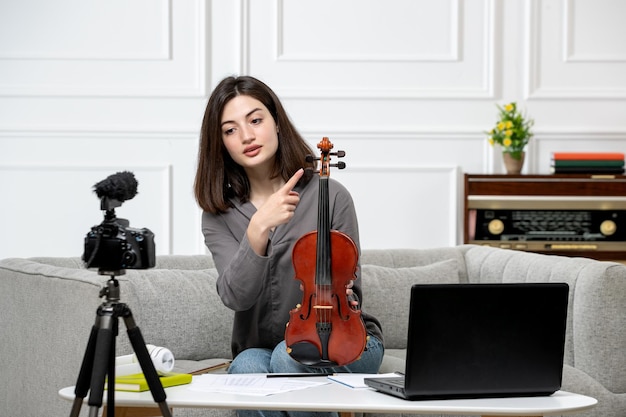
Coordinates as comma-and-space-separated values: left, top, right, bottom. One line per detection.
188, 374, 329, 396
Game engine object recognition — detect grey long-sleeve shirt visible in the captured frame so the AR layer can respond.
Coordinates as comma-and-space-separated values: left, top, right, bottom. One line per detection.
202, 176, 383, 358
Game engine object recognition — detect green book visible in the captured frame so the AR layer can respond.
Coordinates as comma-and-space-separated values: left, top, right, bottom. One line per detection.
552, 159, 624, 168
109, 372, 192, 392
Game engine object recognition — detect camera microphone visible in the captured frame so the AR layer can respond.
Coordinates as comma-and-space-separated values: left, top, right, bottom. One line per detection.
94, 171, 138, 203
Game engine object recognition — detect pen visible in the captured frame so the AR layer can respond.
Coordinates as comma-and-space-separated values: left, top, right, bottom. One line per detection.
266, 373, 336, 378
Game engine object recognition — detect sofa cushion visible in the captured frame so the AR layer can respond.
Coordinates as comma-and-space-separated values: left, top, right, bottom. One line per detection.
118, 268, 233, 361
361, 247, 470, 283
378, 348, 407, 374
361, 259, 461, 350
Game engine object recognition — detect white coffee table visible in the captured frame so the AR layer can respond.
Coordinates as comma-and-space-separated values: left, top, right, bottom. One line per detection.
59, 376, 597, 417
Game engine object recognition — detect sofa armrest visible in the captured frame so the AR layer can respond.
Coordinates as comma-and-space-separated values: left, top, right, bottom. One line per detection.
463, 245, 626, 396
0, 258, 109, 417
574, 263, 626, 393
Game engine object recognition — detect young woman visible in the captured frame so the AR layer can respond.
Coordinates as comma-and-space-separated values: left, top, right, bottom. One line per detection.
194, 75, 384, 417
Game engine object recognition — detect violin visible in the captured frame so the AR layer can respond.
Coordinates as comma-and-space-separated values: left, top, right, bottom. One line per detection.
285, 137, 367, 367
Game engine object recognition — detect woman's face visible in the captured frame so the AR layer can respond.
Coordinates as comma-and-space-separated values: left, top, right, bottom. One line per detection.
220, 95, 279, 174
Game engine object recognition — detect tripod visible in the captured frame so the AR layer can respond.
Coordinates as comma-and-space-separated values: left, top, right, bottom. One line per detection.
69, 270, 172, 417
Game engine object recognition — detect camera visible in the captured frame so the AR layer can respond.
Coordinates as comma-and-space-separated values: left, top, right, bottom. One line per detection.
83, 220, 155, 271
83, 172, 156, 271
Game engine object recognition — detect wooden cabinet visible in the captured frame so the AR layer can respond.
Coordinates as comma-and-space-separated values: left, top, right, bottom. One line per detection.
464, 174, 626, 260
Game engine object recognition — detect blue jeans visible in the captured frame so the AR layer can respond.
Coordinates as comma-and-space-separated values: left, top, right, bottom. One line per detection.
228, 336, 384, 417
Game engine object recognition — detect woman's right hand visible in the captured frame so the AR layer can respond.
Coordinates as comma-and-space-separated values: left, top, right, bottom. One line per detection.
247, 169, 304, 255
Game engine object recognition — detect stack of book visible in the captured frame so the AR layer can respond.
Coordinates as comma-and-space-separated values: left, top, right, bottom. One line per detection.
551, 152, 625, 174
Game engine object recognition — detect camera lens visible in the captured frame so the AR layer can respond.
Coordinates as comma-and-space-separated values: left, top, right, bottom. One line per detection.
123, 251, 137, 266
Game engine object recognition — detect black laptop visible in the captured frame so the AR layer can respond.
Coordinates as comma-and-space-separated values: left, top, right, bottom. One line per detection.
365, 283, 569, 400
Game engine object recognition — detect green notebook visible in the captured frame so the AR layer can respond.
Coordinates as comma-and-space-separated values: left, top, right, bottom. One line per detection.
110, 372, 192, 392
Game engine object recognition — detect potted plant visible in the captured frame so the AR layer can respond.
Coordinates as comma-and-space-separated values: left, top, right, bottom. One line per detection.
487, 102, 534, 174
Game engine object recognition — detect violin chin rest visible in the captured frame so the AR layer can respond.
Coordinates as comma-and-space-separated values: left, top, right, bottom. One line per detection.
286, 341, 337, 368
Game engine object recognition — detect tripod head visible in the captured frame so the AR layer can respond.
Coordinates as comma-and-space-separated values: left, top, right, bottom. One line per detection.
98, 270, 125, 303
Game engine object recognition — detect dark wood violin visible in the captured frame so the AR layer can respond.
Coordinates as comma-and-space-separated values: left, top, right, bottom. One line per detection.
285, 137, 367, 367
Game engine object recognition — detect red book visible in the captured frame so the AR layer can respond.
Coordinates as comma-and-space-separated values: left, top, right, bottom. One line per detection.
551, 152, 625, 161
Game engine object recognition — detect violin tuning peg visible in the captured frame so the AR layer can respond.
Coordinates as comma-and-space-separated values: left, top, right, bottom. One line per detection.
336, 150, 346, 158
305, 155, 318, 163
332, 162, 346, 169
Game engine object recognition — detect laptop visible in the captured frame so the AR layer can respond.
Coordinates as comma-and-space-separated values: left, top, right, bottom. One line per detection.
365, 283, 569, 400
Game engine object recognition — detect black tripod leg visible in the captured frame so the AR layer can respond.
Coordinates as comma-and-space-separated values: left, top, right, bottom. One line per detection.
69, 325, 99, 417
87, 313, 115, 417
122, 310, 173, 417
106, 317, 118, 417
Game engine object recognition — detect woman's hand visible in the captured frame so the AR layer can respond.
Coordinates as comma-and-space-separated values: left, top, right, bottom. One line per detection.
256, 169, 303, 229
247, 169, 304, 256
346, 280, 359, 308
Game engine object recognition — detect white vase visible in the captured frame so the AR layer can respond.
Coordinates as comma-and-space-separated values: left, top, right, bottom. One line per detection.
502, 151, 525, 175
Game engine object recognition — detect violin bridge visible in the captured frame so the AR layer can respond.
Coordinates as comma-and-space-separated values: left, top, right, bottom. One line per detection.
313, 305, 333, 310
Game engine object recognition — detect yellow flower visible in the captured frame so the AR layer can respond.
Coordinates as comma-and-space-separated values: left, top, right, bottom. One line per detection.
485, 102, 534, 154
485, 102, 534, 153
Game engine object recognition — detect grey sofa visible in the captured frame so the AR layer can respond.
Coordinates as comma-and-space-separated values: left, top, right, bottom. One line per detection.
1, 245, 624, 417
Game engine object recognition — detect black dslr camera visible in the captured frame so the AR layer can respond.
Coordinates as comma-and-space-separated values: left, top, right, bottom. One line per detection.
83, 171, 156, 272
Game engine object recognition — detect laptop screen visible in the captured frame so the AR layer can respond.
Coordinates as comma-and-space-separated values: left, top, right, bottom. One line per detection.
402, 283, 569, 398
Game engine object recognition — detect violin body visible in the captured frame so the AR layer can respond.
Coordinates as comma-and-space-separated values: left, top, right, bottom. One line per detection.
286, 230, 367, 367
285, 137, 367, 367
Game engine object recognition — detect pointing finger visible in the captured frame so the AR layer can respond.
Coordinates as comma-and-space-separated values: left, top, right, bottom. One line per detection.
281, 168, 304, 193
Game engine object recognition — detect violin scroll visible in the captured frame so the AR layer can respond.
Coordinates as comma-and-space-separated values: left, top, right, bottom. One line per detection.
305, 137, 347, 177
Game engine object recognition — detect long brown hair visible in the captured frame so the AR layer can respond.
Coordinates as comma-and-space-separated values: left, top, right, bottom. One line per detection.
194, 76, 315, 214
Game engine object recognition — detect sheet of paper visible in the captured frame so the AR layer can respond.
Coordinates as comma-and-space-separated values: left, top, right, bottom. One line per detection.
327, 373, 400, 389
189, 374, 329, 396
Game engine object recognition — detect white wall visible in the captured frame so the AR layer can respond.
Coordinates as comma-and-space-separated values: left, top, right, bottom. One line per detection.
1, 0, 625, 258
